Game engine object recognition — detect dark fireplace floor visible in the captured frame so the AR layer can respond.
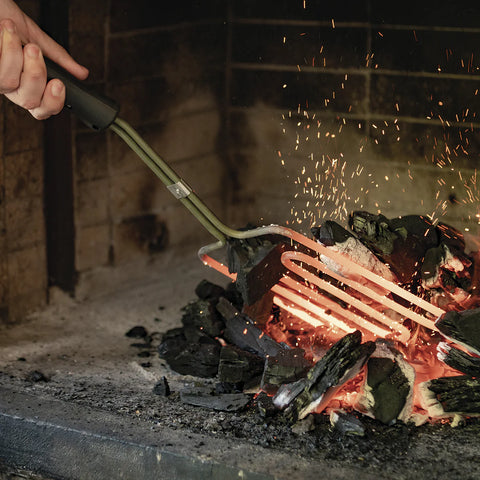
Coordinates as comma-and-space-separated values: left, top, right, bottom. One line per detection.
1, 254, 480, 480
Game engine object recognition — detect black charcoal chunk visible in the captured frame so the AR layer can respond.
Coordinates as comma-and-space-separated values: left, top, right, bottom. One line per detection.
180, 384, 250, 412
291, 414, 316, 434
358, 341, 415, 425
223, 282, 244, 311
130, 342, 151, 349
272, 377, 309, 410
255, 391, 277, 418
153, 376, 171, 396
421, 242, 472, 294
194, 280, 226, 303
218, 345, 264, 386
311, 221, 352, 246
437, 342, 480, 377
274, 331, 375, 424
421, 375, 480, 415
227, 235, 291, 305
215, 382, 243, 394
217, 298, 287, 358
311, 220, 397, 283
25, 370, 49, 383
125, 326, 148, 338
261, 348, 310, 395
330, 410, 365, 436
181, 299, 224, 338
158, 328, 220, 378
349, 211, 438, 282
436, 308, 480, 356
366, 357, 410, 425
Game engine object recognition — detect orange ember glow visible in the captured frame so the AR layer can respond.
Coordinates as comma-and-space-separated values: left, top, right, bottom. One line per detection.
201, 226, 465, 420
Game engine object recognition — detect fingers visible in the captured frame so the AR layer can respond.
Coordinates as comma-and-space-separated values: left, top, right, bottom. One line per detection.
25, 16, 89, 80
0, 19, 66, 119
5, 43, 46, 109
5, 43, 66, 118
0, 19, 23, 93
28, 79, 65, 120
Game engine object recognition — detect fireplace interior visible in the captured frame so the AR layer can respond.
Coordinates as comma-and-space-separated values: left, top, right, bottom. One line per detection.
2, 1, 480, 479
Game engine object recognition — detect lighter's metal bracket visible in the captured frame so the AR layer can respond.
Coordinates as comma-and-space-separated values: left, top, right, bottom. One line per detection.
167, 180, 192, 199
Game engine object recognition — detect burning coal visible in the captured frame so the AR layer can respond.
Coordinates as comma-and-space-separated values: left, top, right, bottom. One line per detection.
158, 210, 480, 429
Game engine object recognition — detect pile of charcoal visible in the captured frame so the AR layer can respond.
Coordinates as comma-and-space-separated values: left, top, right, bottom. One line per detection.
155, 211, 480, 427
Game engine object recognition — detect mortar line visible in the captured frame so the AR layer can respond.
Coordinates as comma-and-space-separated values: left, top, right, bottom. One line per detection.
232, 18, 480, 34
108, 18, 226, 39
228, 105, 480, 129
230, 62, 480, 81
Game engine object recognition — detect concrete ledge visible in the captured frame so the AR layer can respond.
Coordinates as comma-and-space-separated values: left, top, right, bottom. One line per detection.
0, 386, 270, 480
0, 386, 378, 480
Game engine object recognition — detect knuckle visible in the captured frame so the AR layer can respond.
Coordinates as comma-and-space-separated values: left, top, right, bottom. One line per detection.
21, 99, 41, 110
28, 68, 45, 82
30, 101, 62, 120
0, 77, 20, 92
29, 109, 48, 120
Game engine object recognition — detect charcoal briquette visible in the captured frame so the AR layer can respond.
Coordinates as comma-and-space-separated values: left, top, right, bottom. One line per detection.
125, 326, 148, 338
153, 377, 171, 396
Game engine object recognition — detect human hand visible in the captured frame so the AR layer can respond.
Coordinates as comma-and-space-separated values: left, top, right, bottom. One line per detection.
0, 0, 88, 119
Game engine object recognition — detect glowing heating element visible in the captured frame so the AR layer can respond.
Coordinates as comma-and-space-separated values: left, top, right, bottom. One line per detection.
273, 278, 396, 340
201, 226, 445, 344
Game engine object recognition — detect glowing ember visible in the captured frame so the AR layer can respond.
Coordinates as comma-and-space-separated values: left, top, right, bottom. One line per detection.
199, 213, 480, 424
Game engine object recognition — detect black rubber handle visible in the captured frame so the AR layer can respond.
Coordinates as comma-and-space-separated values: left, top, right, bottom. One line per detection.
45, 58, 119, 130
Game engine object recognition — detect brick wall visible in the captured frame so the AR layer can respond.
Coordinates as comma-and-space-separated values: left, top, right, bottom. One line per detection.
0, 0, 47, 323
225, 0, 480, 239
67, 0, 228, 298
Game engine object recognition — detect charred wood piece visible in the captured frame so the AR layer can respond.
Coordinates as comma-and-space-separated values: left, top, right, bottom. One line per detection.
181, 299, 224, 338
152, 376, 171, 396
260, 348, 310, 395
180, 384, 251, 412
255, 391, 277, 418
291, 415, 316, 434
311, 220, 397, 283
273, 331, 375, 424
25, 370, 49, 383
348, 211, 474, 301
330, 409, 365, 436
158, 328, 220, 378
357, 341, 415, 425
436, 308, 480, 356
215, 382, 243, 394
218, 345, 264, 386
420, 375, 480, 416
227, 234, 291, 305
216, 298, 288, 357
349, 212, 438, 282
194, 279, 226, 304
437, 342, 480, 377
421, 243, 471, 290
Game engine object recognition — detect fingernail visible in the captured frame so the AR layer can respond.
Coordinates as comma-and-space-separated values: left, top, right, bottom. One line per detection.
26, 44, 40, 59
3, 21, 15, 33
51, 81, 64, 97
